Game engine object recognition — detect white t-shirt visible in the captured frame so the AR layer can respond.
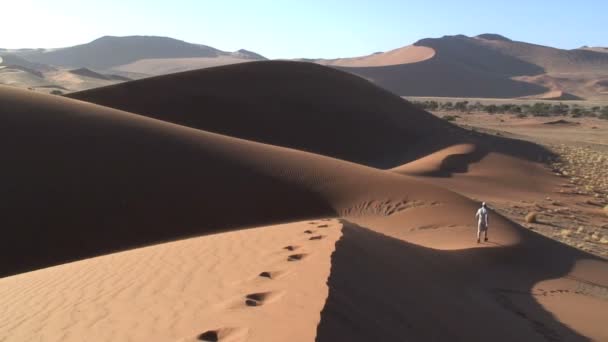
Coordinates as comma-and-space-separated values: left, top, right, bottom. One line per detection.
476, 207, 489, 226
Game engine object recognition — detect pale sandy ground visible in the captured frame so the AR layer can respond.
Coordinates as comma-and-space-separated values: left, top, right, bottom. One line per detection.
0, 220, 342, 342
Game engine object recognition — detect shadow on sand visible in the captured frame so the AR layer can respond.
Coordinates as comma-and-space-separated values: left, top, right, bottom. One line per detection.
315, 220, 604, 341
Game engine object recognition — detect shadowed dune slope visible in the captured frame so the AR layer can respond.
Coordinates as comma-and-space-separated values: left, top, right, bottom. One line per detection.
0, 84, 488, 277
316, 220, 608, 341
390, 143, 560, 202
68, 61, 552, 168
476, 36, 608, 74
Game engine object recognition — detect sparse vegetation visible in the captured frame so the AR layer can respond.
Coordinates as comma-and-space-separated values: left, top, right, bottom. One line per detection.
50, 90, 64, 95
600, 107, 608, 120
412, 100, 608, 118
442, 115, 459, 121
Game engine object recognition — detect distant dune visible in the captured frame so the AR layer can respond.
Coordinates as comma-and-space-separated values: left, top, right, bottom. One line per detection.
332, 35, 549, 98
308, 45, 435, 67
321, 34, 608, 100
0, 53, 56, 72
0, 53, 131, 93
579, 46, 608, 54
68, 67, 129, 81
13, 35, 266, 70
112, 56, 262, 75
3, 34, 608, 99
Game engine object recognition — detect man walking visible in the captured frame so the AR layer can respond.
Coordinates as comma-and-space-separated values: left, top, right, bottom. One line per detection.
475, 202, 489, 243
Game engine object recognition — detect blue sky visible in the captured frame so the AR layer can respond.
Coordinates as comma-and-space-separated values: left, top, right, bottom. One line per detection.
3, 0, 606, 58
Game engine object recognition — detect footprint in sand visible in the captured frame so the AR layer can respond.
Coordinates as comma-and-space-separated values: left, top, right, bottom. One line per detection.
195, 327, 248, 342
244, 291, 282, 307
257, 271, 287, 280
317, 224, 329, 228
197, 330, 219, 341
258, 271, 272, 279
283, 245, 299, 251
303, 230, 314, 234
288, 253, 307, 262
309, 235, 324, 241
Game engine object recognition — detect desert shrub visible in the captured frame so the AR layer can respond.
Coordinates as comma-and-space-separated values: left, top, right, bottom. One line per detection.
468, 102, 483, 112
516, 113, 527, 118
510, 105, 522, 114
600, 107, 608, 120
50, 90, 63, 95
485, 104, 498, 114
441, 102, 454, 111
528, 103, 552, 116
454, 101, 469, 112
525, 212, 538, 223
443, 115, 458, 121
412, 100, 439, 111
551, 103, 569, 116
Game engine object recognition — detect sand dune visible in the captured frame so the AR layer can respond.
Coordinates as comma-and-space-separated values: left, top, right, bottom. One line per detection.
326, 34, 608, 100
391, 143, 560, 202
0, 220, 343, 342
1, 60, 607, 341
311, 45, 435, 67
335, 35, 549, 98
476, 36, 608, 74
0, 53, 56, 72
0, 66, 49, 88
112, 56, 261, 75
13, 36, 265, 71
1, 81, 492, 276
515, 73, 607, 100
0, 59, 128, 93
69, 61, 551, 168
65, 68, 131, 82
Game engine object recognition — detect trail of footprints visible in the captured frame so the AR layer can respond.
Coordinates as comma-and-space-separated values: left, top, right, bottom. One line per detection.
195, 219, 337, 341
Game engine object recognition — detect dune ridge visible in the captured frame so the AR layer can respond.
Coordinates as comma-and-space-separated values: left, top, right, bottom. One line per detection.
310, 45, 435, 67
69, 61, 552, 168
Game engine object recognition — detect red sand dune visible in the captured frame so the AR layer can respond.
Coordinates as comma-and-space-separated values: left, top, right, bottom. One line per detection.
68, 61, 551, 168
311, 45, 435, 67
1, 60, 607, 341
327, 34, 608, 99
330, 35, 550, 98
